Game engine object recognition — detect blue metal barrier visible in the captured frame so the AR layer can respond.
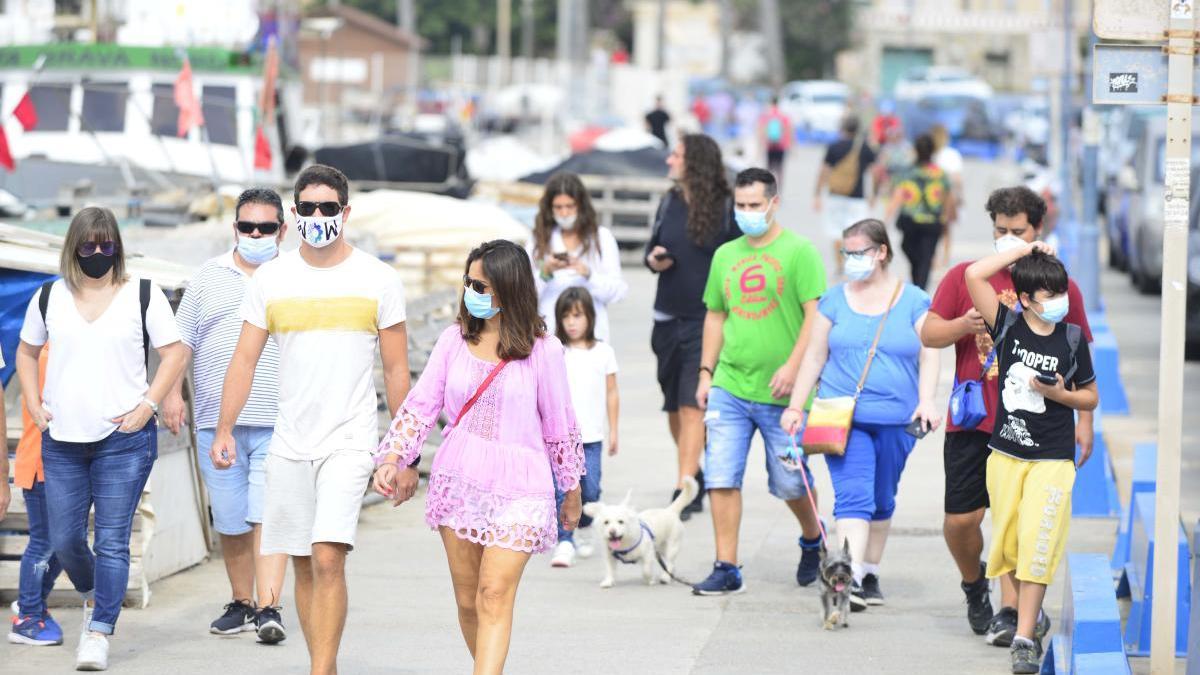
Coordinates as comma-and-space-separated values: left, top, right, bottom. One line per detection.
1112, 443, 1159, 577
1073, 409, 1120, 518
1188, 521, 1200, 675
1043, 554, 1129, 674
1123, 492, 1191, 656
1087, 312, 1131, 415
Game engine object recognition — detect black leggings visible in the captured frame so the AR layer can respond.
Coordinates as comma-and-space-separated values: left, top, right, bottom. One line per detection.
899, 215, 942, 289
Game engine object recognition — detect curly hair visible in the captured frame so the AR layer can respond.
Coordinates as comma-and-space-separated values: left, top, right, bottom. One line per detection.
985, 186, 1047, 228
678, 134, 731, 246
532, 172, 600, 261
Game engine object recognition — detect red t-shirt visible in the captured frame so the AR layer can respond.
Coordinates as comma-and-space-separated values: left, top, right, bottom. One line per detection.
929, 262, 1093, 434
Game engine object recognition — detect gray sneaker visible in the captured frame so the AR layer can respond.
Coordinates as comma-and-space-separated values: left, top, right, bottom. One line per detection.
210, 600, 256, 635
255, 606, 287, 645
1010, 637, 1043, 674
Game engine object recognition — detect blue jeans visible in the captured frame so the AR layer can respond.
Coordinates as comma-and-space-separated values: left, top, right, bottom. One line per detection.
825, 421, 915, 521
41, 421, 158, 635
556, 442, 603, 544
17, 481, 65, 618
703, 387, 813, 499
196, 426, 273, 535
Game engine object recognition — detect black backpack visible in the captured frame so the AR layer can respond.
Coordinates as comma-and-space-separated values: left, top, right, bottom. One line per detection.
38, 278, 153, 367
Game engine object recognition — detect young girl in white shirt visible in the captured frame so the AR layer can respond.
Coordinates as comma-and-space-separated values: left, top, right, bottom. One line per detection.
550, 287, 620, 568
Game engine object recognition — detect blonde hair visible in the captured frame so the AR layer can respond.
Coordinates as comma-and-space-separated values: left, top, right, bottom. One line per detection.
60, 206, 128, 291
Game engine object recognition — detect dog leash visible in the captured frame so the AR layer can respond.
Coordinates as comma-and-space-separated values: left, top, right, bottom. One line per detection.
789, 435, 828, 546
611, 520, 698, 586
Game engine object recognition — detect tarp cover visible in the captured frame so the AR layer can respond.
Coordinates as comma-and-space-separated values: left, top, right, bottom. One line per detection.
519, 147, 670, 184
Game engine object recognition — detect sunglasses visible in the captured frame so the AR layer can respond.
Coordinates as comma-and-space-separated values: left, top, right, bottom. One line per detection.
78, 240, 116, 257
295, 201, 344, 217
236, 221, 281, 235
463, 275, 491, 294
840, 245, 878, 258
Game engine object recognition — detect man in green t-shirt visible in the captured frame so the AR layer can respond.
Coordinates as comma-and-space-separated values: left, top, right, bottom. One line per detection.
691, 168, 827, 596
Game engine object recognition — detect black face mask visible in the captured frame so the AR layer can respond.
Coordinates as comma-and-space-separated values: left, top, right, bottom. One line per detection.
78, 253, 116, 279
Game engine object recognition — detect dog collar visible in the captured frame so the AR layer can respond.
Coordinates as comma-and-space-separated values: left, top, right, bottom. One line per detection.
612, 521, 655, 564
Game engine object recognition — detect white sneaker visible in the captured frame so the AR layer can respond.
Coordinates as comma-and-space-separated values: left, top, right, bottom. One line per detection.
575, 528, 595, 558
76, 633, 108, 671
9, 600, 18, 615
80, 599, 94, 637
550, 541, 576, 568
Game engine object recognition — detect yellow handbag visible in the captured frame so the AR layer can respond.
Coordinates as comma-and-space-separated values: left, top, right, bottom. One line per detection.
801, 281, 902, 456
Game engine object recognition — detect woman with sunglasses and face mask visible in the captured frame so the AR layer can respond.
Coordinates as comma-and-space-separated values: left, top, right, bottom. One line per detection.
15, 206, 186, 671
529, 172, 628, 340
373, 240, 583, 675
780, 219, 941, 613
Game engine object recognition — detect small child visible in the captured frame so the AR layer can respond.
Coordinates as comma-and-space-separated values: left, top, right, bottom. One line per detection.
964, 242, 1098, 674
550, 287, 619, 568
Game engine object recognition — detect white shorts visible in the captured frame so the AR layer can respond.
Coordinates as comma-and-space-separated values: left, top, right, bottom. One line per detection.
823, 195, 870, 239
260, 450, 375, 557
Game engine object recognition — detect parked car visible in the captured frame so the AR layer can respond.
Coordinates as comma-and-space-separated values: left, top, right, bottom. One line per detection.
1100, 108, 1157, 270
893, 66, 993, 102
778, 80, 850, 135
1121, 115, 1200, 294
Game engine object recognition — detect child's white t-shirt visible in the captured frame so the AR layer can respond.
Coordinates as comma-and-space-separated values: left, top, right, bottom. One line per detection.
20, 279, 180, 442
563, 341, 618, 444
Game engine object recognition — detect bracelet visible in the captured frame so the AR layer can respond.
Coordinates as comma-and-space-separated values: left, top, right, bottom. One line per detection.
784, 407, 805, 415
699, 365, 714, 376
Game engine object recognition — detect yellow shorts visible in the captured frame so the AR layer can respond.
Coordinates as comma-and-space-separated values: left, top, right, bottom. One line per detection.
985, 451, 1075, 585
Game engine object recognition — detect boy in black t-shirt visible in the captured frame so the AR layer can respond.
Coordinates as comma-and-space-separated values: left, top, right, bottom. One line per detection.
964, 241, 1098, 674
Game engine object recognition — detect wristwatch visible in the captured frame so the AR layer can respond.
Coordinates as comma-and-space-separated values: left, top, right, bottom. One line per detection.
142, 397, 159, 414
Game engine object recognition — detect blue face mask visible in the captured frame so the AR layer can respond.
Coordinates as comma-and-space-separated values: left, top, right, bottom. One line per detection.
464, 285, 501, 319
1033, 294, 1069, 324
734, 202, 774, 237
236, 235, 278, 264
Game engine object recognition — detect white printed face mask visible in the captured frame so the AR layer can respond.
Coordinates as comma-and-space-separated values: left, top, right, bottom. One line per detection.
555, 214, 577, 230
994, 234, 1025, 255
296, 212, 343, 249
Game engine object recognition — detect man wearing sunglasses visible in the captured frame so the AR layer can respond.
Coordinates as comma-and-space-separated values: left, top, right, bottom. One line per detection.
214, 164, 410, 675
164, 187, 290, 644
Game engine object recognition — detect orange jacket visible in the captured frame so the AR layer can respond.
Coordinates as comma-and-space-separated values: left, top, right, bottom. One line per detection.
13, 344, 48, 490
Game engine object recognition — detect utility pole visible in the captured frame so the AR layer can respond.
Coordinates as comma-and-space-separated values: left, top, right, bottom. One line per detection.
399, 0, 418, 120
498, 0, 512, 86
760, 0, 785, 87
657, 0, 667, 69
718, 0, 732, 79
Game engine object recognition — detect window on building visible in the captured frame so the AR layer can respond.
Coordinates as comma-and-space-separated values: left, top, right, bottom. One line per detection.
55, 0, 83, 15
202, 85, 238, 146
28, 84, 72, 131
81, 81, 127, 132
150, 83, 179, 137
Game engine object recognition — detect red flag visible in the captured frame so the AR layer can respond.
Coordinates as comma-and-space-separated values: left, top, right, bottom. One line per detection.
12, 92, 37, 131
253, 125, 272, 170
0, 126, 15, 171
174, 57, 205, 137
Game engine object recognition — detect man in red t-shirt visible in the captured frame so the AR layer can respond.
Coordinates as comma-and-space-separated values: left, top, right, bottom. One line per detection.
921, 186, 1093, 646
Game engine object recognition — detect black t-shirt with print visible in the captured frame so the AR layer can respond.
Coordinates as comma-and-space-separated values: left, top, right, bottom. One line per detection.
987, 303, 1096, 461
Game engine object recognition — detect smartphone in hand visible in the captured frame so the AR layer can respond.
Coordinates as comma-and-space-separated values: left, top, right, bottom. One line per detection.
653, 252, 674, 262
904, 418, 930, 439
1034, 373, 1058, 386
553, 252, 570, 262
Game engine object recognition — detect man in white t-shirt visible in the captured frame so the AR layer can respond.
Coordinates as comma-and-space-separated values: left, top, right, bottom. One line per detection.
932, 124, 964, 270
213, 165, 411, 674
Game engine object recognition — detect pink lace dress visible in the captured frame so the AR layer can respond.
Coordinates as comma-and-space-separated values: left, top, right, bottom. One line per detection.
375, 326, 584, 553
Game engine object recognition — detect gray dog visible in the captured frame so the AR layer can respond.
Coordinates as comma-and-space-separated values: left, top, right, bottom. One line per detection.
819, 538, 854, 630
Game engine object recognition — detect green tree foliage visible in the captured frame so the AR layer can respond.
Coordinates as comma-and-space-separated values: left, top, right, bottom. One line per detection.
730, 0, 855, 80
339, 0, 557, 55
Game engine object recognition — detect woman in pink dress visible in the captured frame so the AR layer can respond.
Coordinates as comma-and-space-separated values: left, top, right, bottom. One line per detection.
372, 239, 584, 674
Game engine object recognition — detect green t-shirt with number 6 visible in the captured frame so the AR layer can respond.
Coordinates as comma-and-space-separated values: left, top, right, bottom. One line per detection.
702, 229, 827, 406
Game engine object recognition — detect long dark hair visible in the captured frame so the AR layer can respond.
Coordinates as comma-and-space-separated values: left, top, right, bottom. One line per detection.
458, 240, 546, 360
914, 134, 936, 166
678, 134, 731, 246
533, 172, 600, 260
554, 287, 597, 347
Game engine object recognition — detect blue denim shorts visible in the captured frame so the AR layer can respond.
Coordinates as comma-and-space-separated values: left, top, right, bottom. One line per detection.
703, 387, 812, 499
196, 426, 274, 536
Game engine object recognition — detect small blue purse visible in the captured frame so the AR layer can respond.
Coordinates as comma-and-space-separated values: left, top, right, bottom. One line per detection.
948, 312, 1015, 430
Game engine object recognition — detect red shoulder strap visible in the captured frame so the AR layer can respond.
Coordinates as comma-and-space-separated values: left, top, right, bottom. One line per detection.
454, 360, 509, 427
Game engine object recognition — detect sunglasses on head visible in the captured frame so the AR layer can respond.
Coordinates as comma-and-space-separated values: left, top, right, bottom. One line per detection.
78, 240, 116, 257
463, 275, 490, 294
236, 221, 281, 235
295, 201, 344, 217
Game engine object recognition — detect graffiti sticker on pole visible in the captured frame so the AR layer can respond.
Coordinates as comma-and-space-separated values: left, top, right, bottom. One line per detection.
1164, 157, 1191, 225
1172, 0, 1193, 20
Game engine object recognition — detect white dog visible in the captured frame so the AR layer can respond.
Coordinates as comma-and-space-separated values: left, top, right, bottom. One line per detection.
582, 476, 698, 588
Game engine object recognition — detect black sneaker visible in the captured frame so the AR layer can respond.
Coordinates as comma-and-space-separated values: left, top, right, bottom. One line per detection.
986, 606, 1018, 647
691, 561, 745, 596
861, 573, 884, 605
683, 470, 705, 519
255, 606, 286, 644
962, 564, 994, 635
1010, 636, 1043, 674
210, 600, 256, 635
1034, 611, 1051, 640
795, 537, 821, 587
849, 581, 868, 612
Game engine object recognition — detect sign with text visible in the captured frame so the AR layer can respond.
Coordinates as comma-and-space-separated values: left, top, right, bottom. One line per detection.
1091, 43, 1198, 105
1094, 0, 1172, 40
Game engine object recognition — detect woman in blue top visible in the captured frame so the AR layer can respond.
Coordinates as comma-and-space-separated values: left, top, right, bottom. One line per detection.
782, 218, 941, 610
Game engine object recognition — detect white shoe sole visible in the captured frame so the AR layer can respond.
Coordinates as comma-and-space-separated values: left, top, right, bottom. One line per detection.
209, 622, 256, 635
75, 659, 107, 671
256, 621, 286, 644
8, 632, 63, 646
692, 584, 747, 596
549, 558, 574, 568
